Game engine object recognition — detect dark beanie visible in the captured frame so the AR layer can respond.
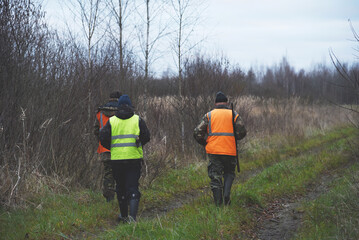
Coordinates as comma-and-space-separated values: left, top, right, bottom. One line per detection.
215, 91, 228, 103
110, 91, 122, 99
118, 94, 132, 107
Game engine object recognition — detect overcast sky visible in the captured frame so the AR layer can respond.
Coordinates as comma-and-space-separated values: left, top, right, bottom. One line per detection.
43, 0, 359, 74
202, 0, 359, 71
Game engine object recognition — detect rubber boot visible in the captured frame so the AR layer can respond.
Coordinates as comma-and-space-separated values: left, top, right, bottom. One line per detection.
223, 174, 235, 205
129, 199, 139, 222
118, 196, 128, 223
212, 188, 223, 206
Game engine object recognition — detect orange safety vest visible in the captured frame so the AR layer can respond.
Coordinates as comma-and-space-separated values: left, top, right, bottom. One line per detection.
205, 108, 239, 156
96, 111, 110, 153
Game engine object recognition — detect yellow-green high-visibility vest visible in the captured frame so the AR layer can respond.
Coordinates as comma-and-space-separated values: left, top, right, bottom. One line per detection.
110, 114, 143, 160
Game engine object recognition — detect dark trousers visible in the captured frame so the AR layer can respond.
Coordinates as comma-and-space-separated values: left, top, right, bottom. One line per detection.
208, 154, 236, 205
111, 160, 142, 203
207, 154, 236, 190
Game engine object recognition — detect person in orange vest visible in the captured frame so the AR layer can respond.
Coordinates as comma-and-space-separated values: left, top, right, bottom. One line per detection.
194, 92, 246, 206
94, 91, 121, 202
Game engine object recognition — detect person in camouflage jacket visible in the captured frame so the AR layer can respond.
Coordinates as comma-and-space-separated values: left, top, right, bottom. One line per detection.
194, 92, 246, 206
94, 91, 121, 202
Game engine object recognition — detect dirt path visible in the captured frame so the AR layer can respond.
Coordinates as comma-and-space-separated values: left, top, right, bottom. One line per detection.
74, 137, 350, 239
139, 167, 261, 219
255, 167, 348, 240
71, 166, 263, 239
139, 188, 207, 219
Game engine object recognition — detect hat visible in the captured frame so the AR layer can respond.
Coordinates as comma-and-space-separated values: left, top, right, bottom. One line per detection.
215, 91, 228, 103
118, 94, 132, 107
110, 91, 122, 99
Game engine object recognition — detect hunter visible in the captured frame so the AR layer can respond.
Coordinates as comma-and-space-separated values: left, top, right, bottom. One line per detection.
94, 91, 121, 202
194, 91, 246, 206
99, 95, 150, 222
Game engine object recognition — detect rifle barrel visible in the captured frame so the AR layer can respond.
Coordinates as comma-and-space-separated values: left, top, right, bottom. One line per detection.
231, 103, 240, 173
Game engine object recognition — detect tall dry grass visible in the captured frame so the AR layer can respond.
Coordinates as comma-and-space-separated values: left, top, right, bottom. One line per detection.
0, 95, 354, 207
235, 96, 352, 137
137, 95, 353, 188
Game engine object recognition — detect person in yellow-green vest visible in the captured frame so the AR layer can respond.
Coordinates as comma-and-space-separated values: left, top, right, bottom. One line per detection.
99, 95, 150, 223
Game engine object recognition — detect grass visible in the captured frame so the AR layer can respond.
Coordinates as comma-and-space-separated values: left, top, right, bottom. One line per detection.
141, 164, 208, 210
94, 126, 357, 239
295, 163, 359, 240
0, 190, 116, 240
237, 135, 355, 207
0, 125, 357, 239
239, 125, 355, 171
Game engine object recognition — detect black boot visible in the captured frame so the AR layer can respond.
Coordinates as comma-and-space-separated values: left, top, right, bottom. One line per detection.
129, 199, 139, 222
118, 196, 128, 222
223, 174, 234, 205
212, 188, 223, 206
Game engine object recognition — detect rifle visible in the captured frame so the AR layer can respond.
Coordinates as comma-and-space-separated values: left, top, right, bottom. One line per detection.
231, 103, 240, 173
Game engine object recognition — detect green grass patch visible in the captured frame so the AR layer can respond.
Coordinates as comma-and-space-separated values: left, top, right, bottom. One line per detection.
295, 163, 359, 240
94, 127, 357, 239
141, 163, 208, 210
0, 126, 356, 239
97, 194, 253, 240
240, 126, 355, 172
236, 137, 353, 208
0, 190, 116, 240
0, 164, 209, 240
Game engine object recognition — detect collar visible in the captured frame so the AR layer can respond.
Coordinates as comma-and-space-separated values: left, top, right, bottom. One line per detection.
214, 103, 229, 109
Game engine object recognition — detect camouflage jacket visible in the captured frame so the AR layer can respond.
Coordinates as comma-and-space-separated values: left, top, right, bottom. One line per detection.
93, 100, 119, 139
193, 104, 247, 146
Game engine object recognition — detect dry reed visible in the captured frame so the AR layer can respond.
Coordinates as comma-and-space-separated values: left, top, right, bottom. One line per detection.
0, 95, 354, 207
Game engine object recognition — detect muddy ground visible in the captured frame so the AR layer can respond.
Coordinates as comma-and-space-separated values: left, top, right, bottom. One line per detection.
255, 168, 347, 240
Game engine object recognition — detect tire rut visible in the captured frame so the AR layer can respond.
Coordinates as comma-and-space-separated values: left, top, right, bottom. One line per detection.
72, 134, 350, 239
255, 160, 354, 240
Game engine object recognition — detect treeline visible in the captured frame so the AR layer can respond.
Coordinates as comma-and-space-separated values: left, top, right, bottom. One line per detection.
0, 0, 357, 205
150, 56, 358, 104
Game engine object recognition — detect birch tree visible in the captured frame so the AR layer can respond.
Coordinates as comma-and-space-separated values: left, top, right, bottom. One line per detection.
169, 0, 204, 154
136, 0, 168, 113
65, 0, 105, 139
106, 0, 134, 88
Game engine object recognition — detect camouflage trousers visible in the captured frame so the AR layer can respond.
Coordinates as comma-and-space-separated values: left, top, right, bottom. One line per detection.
100, 152, 116, 200
207, 154, 236, 191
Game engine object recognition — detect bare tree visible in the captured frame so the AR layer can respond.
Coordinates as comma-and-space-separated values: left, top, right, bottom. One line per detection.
0, 0, 55, 205
330, 20, 359, 128
106, 0, 135, 89
65, 0, 105, 130
135, 0, 168, 113
168, 0, 204, 154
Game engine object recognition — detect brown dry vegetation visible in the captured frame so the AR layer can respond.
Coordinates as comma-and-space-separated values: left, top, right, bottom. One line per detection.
0, 95, 354, 208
